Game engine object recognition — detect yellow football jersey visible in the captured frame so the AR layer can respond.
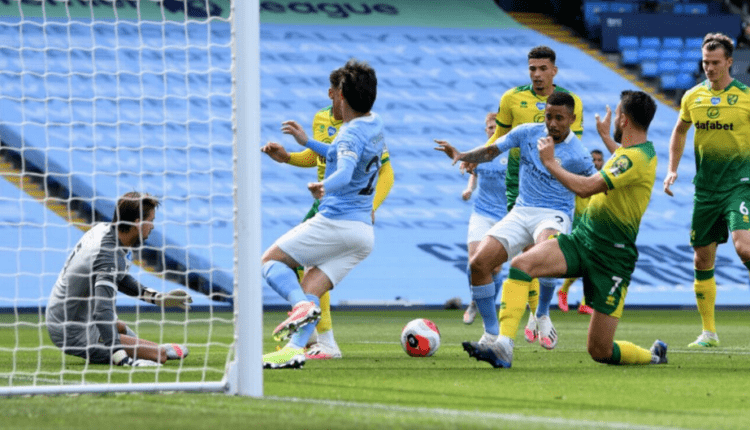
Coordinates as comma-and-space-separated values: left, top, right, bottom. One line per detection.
312, 105, 343, 182
579, 142, 657, 254
679, 79, 750, 191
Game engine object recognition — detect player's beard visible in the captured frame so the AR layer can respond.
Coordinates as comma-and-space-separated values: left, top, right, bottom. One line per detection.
614, 124, 623, 144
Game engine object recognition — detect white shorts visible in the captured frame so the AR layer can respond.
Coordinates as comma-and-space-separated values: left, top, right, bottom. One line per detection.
276, 214, 374, 287
486, 206, 571, 261
467, 212, 501, 244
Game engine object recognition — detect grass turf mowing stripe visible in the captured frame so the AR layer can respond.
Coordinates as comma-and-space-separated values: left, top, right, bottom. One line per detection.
266, 396, 693, 430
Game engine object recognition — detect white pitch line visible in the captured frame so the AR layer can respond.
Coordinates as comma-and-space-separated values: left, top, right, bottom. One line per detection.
265, 396, 692, 430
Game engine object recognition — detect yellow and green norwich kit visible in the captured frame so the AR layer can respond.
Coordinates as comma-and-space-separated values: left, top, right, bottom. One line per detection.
490, 85, 584, 209
680, 79, 750, 192
578, 142, 657, 255
312, 105, 344, 181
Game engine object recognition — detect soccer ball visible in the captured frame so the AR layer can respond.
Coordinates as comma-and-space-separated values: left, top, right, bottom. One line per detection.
400, 318, 440, 357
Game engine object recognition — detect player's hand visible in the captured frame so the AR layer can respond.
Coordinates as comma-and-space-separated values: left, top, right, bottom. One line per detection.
308, 182, 325, 199
461, 189, 473, 200
260, 142, 291, 163
281, 120, 309, 146
537, 136, 556, 166
663, 171, 678, 197
155, 289, 193, 310
459, 161, 477, 175
595, 105, 612, 139
433, 139, 462, 165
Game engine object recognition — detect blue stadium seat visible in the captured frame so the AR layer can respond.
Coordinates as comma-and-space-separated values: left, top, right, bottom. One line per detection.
680, 60, 699, 74
640, 37, 661, 49
662, 37, 684, 50
608, 2, 637, 13
621, 49, 639, 66
583, 1, 608, 38
641, 61, 659, 78
658, 59, 680, 75
683, 48, 702, 62
677, 73, 697, 89
685, 37, 703, 49
638, 48, 659, 62
660, 74, 678, 91
618, 35, 639, 52
673, 3, 709, 15
660, 49, 682, 60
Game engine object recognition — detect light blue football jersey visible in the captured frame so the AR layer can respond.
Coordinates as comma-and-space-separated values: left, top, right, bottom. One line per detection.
318, 113, 386, 224
473, 154, 508, 221
495, 122, 596, 217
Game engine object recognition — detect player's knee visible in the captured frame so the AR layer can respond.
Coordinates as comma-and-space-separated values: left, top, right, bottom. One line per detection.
469, 254, 493, 276
509, 255, 534, 276
734, 242, 750, 263
587, 342, 612, 363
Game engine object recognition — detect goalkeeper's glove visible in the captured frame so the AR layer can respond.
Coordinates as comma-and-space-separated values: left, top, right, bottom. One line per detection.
144, 289, 193, 310
112, 349, 134, 366
112, 350, 161, 367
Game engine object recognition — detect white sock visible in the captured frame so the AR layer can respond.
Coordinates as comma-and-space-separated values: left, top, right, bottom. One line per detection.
317, 329, 337, 347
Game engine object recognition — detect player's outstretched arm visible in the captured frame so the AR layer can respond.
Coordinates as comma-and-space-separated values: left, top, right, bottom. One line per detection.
118, 275, 192, 310
664, 118, 691, 197
434, 139, 500, 165
595, 105, 619, 154
538, 136, 606, 198
281, 120, 309, 145
260, 142, 292, 164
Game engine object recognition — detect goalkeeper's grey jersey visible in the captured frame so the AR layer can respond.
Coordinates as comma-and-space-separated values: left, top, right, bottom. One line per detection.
46, 223, 131, 347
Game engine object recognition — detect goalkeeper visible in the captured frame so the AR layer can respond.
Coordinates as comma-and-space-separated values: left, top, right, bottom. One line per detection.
45, 192, 192, 366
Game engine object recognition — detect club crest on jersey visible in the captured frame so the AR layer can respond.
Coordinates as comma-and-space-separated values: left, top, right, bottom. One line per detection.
328, 126, 337, 136
536, 102, 545, 110
520, 101, 527, 108
609, 155, 632, 177
711, 97, 721, 105
534, 113, 544, 123
707, 107, 720, 119
729, 94, 738, 105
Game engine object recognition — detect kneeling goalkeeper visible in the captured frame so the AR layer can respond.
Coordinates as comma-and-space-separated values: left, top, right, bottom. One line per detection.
46, 192, 192, 366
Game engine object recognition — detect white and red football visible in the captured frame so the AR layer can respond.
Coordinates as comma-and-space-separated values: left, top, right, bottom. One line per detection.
400, 318, 441, 357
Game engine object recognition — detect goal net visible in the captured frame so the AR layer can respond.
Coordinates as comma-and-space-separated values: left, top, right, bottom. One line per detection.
0, 0, 261, 395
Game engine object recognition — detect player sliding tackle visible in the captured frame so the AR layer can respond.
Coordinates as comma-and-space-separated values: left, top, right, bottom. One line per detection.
498, 90, 667, 368
435, 92, 596, 367
261, 59, 385, 369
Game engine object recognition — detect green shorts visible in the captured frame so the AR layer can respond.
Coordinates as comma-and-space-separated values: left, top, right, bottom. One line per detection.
691, 185, 750, 247
556, 230, 634, 318
301, 199, 321, 223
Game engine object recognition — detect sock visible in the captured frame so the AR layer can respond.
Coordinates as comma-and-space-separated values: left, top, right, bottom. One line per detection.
472, 283, 499, 336
317, 328, 337, 347
694, 268, 717, 333
289, 294, 321, 349
561, 277, 574, 294
317, 291, 333, 333
527, 278, 539, 315
581, 295, 587, 306
262, 261, 307, 305
492, 272, 505, 302
536, 277, 557, 318
614, 341, 653, 365
499, 268, 531, 339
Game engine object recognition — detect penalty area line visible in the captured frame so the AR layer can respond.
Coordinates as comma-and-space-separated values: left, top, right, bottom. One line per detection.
265, 396, 690, 430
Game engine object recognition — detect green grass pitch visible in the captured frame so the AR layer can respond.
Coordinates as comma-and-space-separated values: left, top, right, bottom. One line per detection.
2, 309, 749, 430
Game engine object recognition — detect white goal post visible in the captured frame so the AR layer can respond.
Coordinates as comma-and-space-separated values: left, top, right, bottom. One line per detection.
0, 0, 261, 396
